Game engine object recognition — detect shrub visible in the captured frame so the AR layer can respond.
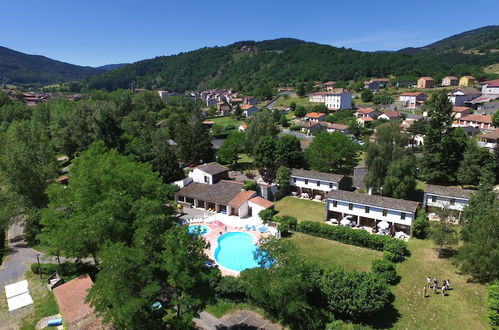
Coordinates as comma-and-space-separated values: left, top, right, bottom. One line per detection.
488, 281, 499, 328
31, 262, 97, 279
243, 180, 258, 191
412, 210, 429, 238
290, 124, 301, 131
371, 258, 398, 284
277, 223, 290, 236
215, 276, 247, 302
259, 209, 275, 222
273, 215, 298, 230
296, 221, 408, 257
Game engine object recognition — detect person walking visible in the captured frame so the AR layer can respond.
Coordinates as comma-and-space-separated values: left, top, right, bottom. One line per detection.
423, 285, 427, 298
446, 279, 451, 290
433, 279, 438, 294
427, 277, 432, 286
442, 285, 447, 297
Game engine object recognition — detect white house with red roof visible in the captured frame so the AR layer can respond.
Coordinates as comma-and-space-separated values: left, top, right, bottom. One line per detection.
241, 104, 259, 117
354, 107, 381, 118
454, 114, 494, 131
378, 110, 402, 121
481, 80, 499, 95
399, 92, 427, 108
305, 112, 327, 122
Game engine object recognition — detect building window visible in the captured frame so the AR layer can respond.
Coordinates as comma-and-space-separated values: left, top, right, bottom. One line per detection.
401, 212, 406, 220
450, 199, 455, 205
348, 203, 353, 210
305, 179, 308, 185
317, 181, 320, 187
332, 200, 337, 207
382, 209, 388, 216
431, 195, 437, 203
293, 177, 296, 183
329, 183, 333, 189
204, 176, 209, 183
365, 206, 370, 213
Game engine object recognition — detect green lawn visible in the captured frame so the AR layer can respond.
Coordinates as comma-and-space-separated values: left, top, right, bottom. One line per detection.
274, 96, 314, 109
210, 116, 245, 127
388, 238, 488, 330
205, 301, 263, 319
286, 232, 381, 272
274, 196, 325, 223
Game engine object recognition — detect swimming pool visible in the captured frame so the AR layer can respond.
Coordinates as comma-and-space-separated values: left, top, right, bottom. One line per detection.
188, 224, 211, 236
214, 232, 260, 272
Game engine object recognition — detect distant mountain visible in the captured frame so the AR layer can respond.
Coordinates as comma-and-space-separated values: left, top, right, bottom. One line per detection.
399, 26, 499, 55
97, 63, 129, 71
85, 38, 470, 93
0, 46, 102, 85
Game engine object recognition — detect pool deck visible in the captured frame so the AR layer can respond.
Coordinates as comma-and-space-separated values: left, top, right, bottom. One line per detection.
198, 221, 272, 276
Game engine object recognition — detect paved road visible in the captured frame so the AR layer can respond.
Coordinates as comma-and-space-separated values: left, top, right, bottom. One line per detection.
281, 129, 314, 140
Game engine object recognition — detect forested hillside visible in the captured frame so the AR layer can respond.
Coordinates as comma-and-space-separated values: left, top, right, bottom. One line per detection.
84, 36, 497, 93
0, 46, 102, 85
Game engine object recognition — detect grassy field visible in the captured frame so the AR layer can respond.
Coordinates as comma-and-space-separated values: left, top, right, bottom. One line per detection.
205, 301, 264, 319
388, 238, 488, 330
274, 196, 325, 223
209, 116, 245, 127
484, 63, 499, 74
286, 232, 381, 272
274, 96, 314, 109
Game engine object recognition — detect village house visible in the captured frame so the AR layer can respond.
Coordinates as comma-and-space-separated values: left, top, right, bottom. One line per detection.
459, 76, 476, 87
423, 184, 474, 212
455, 114, 494, 131
357, 116, 374, 127
447, 87, 481, 107
323, 81, 337, 91
481, 81, 499, 95
355, 107, 381, 118
478, 128, 499, 150
243, 96, 258, 106
326, 190, 419, 236
324, 91, 352, 110
320, 122, 349, 134
364, 80, 380, 92
417, 77, 435, 89
309, 91, 327, 103
378, 110, 402, 121
441, 76, 459, 87
241, 104, 259, 117
290, 168, 350, 199
53, 275, 109, 330
301, 121, 322, 135
452, 107, 471, 119
305, 112, 327, 122
399, 92, 427, 108
216, 101, 232, 116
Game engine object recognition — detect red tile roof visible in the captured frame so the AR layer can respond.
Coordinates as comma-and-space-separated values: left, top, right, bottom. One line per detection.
452, 107, 470, 113
306, 112, 326, 119
228, 190, 257, 208
480, 128, 499, 140
358, 117, 374, 122
459, 114, 492, 124
356, 107, 377, 114
400, 92, 425, 96
381, 110, 400, 118
54, 275, 94, 326
241, 104, 254, 110
249, 196, 274, 209
419, 77, 434, 81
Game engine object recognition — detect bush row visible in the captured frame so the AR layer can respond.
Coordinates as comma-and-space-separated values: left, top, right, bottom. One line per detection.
31, 261, 97, 279
296, 221, 408, 258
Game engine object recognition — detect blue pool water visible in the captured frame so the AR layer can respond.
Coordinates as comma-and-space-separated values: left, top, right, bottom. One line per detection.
188, 224, 211, 236
214, 232, 260, 272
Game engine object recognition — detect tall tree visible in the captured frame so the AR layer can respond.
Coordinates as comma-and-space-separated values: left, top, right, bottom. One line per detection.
176, 115, 214, 164
275, 166, 292, 199
217, 131, 245, 165
430, 207, 459, 258
361, 89, 373, 102
381, 155, 417, 199
420, 91, 468, 183
253, 136, 278, 183
245, 110, 278, 152
456, 172, 499, 282
457, 140, 496, 187
305, 132, 359, 175
276, 134, 304, 168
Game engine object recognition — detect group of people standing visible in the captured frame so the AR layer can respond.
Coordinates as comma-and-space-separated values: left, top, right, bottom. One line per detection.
423, 277, 451, 297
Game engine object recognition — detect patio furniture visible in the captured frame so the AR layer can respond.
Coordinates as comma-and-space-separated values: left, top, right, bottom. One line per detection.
252, 225, 256, 231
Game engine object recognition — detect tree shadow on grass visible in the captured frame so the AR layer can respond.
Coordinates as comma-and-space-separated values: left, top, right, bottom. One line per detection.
360, 293, 400, 329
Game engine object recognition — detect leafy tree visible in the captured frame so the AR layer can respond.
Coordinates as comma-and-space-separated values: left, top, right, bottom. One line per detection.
313, 103, 328, 113
361, 89, 373, 102
161, 225, 220, 328
488, 282, 499, 327
297, 83, 306, 97
305, 132, 359, 175
40, 142, 175, 263
176, 115, 214, 164
150, 129, 183, 183
381, 155, 416, 199
348, 120, 366, 138
294, 106, 307, 118
245, 110, 278, 151
243, 180, 258, 191
430, 208, 458, 258
492, 111, 499, 128
457, 140, 496, 187
217, 131, 245, 165
412, 210, 429, 239
278, 115, 289, 127
233, 104, 242, 119
456, 172, 499, 282
373, 90, 393, 105
253, 136, 278, 183
420, 91, 468, 183
289, 102, 297, 111
87, 243, 163, 330
371, 258, 398, 284
276, 134, 303, 168
276, 166, 291, 198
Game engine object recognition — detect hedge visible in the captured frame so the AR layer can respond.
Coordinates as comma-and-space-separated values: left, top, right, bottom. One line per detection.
488, 281, 499, 328
296, 221, 408, 256
31, 262, 97, 279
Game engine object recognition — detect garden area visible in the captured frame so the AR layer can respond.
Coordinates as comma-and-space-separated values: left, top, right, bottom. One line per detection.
274, 196, 325, 223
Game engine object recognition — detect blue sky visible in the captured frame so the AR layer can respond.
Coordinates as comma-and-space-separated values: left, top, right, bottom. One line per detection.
1, 0, 498, 67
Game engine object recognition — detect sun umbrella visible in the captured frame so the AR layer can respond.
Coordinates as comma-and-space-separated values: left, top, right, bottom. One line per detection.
377, 221, 390, 230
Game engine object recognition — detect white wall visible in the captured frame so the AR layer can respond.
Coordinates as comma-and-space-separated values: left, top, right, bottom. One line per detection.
424, 193, 469, 211
189, 169, 214, 184
325, 92, 352, 109
291, 177, 338, 192
326, 199, 414, 227
482, 85, 499, 95
249, 201, 267, 219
